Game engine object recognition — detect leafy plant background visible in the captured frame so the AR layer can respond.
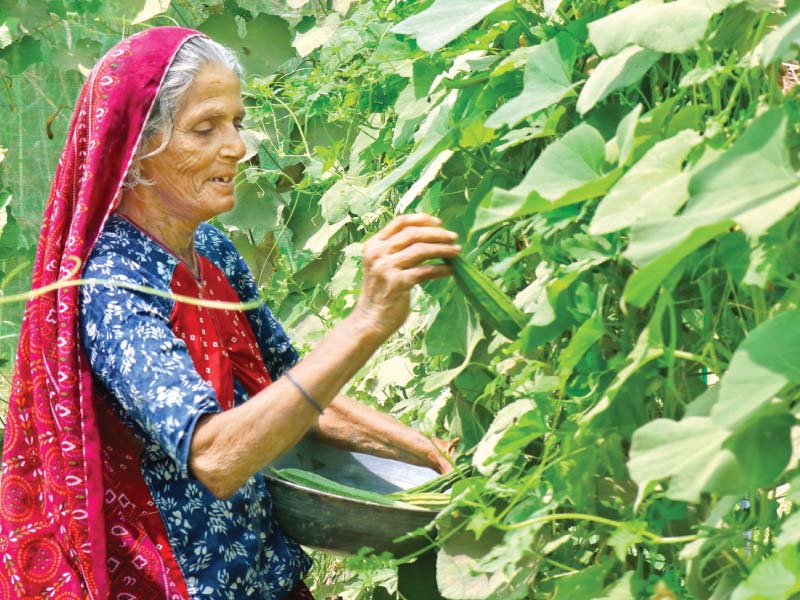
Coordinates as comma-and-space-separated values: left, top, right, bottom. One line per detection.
2, 0, 800, 598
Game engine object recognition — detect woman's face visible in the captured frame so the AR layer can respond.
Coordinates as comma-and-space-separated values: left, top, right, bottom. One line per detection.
140, 62, 246, 223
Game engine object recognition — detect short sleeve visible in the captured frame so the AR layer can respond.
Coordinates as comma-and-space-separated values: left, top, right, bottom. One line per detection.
197, 224, 300, 379
79, 258, 221, 478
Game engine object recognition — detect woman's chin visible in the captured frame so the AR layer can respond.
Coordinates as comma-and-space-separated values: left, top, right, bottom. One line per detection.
202, 194, 237, 220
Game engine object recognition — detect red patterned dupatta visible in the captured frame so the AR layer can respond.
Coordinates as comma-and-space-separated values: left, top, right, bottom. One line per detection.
0, 27, 202, 599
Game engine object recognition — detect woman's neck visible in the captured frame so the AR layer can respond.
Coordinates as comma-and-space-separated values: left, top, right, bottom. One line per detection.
117, 188, 200, 274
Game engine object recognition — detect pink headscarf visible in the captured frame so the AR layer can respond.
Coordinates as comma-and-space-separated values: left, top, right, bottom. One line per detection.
0, 27, 203, 598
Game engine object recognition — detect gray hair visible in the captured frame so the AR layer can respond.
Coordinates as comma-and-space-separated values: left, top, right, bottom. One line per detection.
124, 36, 243, 188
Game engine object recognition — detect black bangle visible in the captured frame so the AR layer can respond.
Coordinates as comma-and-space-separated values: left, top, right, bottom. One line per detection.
285, 371, 324, 415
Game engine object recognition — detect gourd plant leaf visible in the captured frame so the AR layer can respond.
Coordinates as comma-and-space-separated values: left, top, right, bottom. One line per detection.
583, 293, 666, 423
759, 9, 800, 65
530, 123, 610, 202
293, 13, 341, 57
436, 527, 511, 600
425, 291, 469, 357
576, 45, 661, 115
198, 14, 296, 77
557, 312, 605, 383
606, 103, 642, 167
472, 399, 546, 475
596, 572, 637, 600
723, 412, 794, 489
0, 35, 42, 75
553, 565, 608, 599
422, 301, 483, 392
590, 129, 703, 234
473, 123, 619, 232
486, 35, 578, 129
369, 91, 457, 201
131, 0, 172, 25
712, 309, 800, 430
627, 416, 745, 503
588, 0, 736, 57
775, 512, 800, 549
730, 547, 800, 600
624, 108, 800, 306
391, 0, 510, 53
544, 0, 564, 17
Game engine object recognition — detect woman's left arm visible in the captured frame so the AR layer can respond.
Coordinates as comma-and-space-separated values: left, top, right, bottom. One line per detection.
308, 395, 454, 474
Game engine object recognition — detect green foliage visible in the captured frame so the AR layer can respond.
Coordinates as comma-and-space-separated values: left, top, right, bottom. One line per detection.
4, 0, 800, 598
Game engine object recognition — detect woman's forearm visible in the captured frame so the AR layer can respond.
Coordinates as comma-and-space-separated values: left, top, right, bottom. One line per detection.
309, 395, 451, 473
188, 310, 384, 498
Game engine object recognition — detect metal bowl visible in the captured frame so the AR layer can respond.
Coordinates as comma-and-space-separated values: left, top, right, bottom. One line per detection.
264, 436, 440, 556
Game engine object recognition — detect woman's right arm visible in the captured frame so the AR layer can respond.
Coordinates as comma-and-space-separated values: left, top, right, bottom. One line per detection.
188, 214, 460, 498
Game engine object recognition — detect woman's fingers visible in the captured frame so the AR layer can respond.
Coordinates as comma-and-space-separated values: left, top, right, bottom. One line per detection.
390, 241, 461, 270
399, 263, 454, 286
384, 226, 459, 253
373, 213, 444, 241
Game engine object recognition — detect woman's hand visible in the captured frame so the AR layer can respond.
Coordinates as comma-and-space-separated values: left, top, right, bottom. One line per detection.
430, 436, 459, 474
353, 214, 461, 341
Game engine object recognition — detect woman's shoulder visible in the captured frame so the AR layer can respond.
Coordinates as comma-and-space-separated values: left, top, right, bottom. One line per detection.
84, 215, 177, 285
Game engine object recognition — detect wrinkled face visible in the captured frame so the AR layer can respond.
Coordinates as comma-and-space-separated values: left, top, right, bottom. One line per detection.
140, 63, 246, 223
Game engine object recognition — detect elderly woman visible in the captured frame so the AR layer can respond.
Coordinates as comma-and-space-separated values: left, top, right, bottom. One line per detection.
0, 27, 459, 599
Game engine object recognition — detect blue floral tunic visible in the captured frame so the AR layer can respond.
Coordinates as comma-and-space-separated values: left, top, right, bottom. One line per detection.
79, 215, 312, 599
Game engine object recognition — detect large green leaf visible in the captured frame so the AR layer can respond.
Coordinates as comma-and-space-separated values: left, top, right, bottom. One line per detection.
628, 416, 744, 503
473, 399, 546, 475
369, 92, 457, 201
293, 13, 341, 57
436, 528, 511, 599
0, 35, 42, 74
0, 192, 19, 261
529, 123, 609, 202
624, 108, 800, 306
391, 0, 509, 52
557, 313, 605, 380
473, 123, 620, 231
426, 292, 469, 357
590, 129, 702, 234
596, 573, 637, 600
776, 513, 800, 549
576, 46, 661, 115
712, 309, 800, 430
131, 0, 171, 25
553, 565, 608, 599
730, 547, 800, 600
583, 295, 665, 422
759, 9, 800, 65
198, 13, 296, 77
723, 412, 794, 488
423, 301, 484, 392
485, 36, 578, 129
588, 0, 736, 57
608, 103, 642, 167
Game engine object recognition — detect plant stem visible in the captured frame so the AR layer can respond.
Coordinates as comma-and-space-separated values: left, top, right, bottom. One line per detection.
503, 512, 698, 545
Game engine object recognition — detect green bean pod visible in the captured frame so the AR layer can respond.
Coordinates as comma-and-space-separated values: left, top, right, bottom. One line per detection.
448, 256, 527, 339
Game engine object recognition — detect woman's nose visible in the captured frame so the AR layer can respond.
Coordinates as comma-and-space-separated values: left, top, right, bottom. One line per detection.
222, 125, 246, 161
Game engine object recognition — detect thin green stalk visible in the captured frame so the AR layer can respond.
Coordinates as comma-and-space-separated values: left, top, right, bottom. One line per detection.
665, 292, 679, 418
503, 512, 698, 545
751, 285, 768, 326
268, 95, 313, 159
672, 350, 713, 369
